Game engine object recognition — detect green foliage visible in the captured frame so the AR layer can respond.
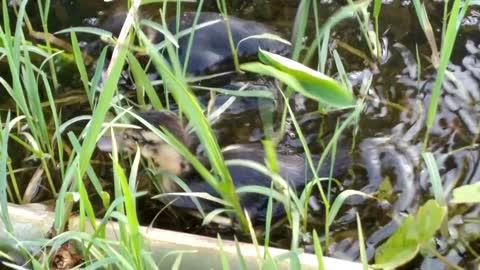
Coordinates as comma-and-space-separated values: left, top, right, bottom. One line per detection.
357, 213, 369, 270
327, 190, 372, 228
70, 31, 92, 106
127, 52, 164, 110
0, 114, 13, 233
217, 235, 231, 270
422, 152, 446, 206
375, 215, 420, 269
241, 50, 356, 108
137, 29, 249, 229
452, 183, 480, 204
312, 230, 326, 270
303, 0, 371, 66
423, 0, 468, 149
291, 0, 311, 61
55, 26, 114, 38
113, 158, 144, 269
374, 200, 447, 269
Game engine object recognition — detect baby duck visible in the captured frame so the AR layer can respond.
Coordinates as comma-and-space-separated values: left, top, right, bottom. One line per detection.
97, 111, 351, 220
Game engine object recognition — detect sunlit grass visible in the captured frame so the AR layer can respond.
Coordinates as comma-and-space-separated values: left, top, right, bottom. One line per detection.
1, 0, 156, 267
0, 0, 59, 200
0, 113, 14, 233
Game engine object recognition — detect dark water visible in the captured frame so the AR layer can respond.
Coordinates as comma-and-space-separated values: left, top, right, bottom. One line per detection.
2, 0, 480, 268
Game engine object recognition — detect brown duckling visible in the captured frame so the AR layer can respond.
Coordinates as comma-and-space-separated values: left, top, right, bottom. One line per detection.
97, 111, 351, 220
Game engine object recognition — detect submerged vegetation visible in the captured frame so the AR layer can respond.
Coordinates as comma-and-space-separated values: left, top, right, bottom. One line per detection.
0, 0, 479, 269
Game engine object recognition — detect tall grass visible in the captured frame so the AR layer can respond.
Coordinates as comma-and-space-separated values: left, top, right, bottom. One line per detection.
216, 0, 240, 72
0, 113, 14, 233
0, 0, 159, 267
421, 0, 469, 150
0, 0, 60, 198
138, 31, 250, 230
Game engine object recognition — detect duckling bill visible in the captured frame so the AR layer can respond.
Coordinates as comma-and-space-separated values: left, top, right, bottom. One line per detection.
97, 111, 351, 220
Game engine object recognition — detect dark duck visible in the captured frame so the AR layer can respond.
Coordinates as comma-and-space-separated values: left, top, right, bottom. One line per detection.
97, 111, 351, 220
165, 12, 291, 76
95, 11, 291, 77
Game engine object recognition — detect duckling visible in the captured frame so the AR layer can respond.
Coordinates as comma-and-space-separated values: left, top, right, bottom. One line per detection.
97, 111, 193, 193
97, 111, 351, 220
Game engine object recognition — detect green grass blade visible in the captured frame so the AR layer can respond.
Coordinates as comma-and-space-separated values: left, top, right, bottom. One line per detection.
70, 31, 92, 106
136, 30, 248, 229
356, 213, 369, 270
0, 113, 13, 233
327, 190, 371, 227
127, 51, 163, 109
78, 45, 128, 177
312, 230, 326, 270
112, 159, 144, 269
90, 46, 109, 96
423, 0, 466, 149
217, 235, 231, 270
421, 152, 445, 206
22, 47, 50, 152
55, 26, 113, 38
303, 0, 370, 65
233, 236, 248, 270
182, 0, 205, 76
291, 0, 311, 60
241, 62, 353, 108
263, 188, 274, 251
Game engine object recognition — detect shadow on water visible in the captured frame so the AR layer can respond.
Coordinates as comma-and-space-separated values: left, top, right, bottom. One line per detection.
1, 0, 480, 268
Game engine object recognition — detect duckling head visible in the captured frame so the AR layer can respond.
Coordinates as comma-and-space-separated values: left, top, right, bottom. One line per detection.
98, 111, 192, 185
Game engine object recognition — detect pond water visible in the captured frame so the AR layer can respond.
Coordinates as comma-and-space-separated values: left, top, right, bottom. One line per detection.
2, 0, 480, 268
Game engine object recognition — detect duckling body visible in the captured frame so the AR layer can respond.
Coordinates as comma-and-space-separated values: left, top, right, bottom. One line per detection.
98, 111, 350, 220
167, 144, 350, 220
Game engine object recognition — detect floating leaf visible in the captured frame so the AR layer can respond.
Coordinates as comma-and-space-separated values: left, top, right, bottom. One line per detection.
374, 215, 420, 269
415, 200, 446, 242
241, 49, 355, 108
451, 183, 480, 204
374, 200, 446, 269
